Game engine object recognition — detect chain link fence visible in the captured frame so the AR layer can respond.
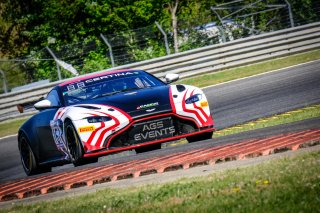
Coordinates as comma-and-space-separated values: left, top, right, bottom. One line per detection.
1, 1, 320, 94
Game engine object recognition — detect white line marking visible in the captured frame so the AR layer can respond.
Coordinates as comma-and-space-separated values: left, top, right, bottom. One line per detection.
0, 134, 18, 140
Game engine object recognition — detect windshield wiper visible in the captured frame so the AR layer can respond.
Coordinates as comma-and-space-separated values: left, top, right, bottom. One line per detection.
92, 87, 144, 99
121, 87, 143, 92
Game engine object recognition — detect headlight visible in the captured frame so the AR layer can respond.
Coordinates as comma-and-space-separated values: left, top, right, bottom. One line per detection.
87, 116, 111, 123
185, 94, 202, 104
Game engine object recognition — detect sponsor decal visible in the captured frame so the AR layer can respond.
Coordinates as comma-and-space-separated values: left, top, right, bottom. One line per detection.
185, 94, 201, 104
50, 120, 70, 160
137, 102, 159, 110
134, 120, 175, 141
66, 82, 86, 91
200, 101, 208, 107
79, 125, 95, 133
146, 108, 156, 112
65, 71, 139, 91
84, 72, 137, 84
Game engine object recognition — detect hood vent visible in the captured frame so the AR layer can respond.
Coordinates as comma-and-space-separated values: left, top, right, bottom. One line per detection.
176, 85, 186, 92
74, 105, 101, 110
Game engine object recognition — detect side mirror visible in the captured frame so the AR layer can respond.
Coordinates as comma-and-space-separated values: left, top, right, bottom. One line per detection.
165, 73, 179, 84
34, 99, 52, 110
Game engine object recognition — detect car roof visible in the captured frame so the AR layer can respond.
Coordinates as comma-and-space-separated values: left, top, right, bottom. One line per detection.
58, 69, 144, 86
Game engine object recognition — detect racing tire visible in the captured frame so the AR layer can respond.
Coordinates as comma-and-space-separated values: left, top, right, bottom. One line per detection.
19, 134, 52, 176
186, 131, 213, 143
65, 121, 98, 166
135, 143, 161, 154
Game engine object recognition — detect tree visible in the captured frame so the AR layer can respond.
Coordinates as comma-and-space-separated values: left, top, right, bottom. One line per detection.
167, 0, 180, 53
0, 0, 30, 57
0, 0, 319, 91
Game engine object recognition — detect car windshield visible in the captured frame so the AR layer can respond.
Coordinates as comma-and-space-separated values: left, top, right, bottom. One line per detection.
61, 71, 165, 106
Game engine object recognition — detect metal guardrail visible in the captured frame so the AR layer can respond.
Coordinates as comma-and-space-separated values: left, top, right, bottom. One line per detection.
1, 22, 320, 122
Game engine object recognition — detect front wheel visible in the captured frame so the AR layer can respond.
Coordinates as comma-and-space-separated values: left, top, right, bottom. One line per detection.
187, 131, 213, 143
19, 134, 51, 176
65, 121, 98, 166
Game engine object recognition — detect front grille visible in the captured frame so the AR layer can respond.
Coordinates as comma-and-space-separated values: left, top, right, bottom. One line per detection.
128, 117, 175, 144
107, 115, 199, 148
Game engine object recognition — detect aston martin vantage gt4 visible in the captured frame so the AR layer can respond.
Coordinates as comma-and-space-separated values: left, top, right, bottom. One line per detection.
18, 70, 215, 175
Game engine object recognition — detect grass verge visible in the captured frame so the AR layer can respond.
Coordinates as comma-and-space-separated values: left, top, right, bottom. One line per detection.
0, 118, 28, 138
178, 49, 320, 88
4, 146, 320, 212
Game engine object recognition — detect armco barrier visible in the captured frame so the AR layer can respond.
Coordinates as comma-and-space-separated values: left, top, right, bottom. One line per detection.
1, 22, 320, 121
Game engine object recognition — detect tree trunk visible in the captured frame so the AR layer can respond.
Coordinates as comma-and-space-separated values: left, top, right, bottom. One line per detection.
169, 0, 179, 53
172, 11, 178, 53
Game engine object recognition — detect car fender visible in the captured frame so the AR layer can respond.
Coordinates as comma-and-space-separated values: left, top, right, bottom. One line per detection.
18, 116, 41, 160
51, 104, 132, 152
170, 84, 213, 127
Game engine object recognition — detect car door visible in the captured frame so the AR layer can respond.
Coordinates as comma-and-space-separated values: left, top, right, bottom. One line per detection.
35, 88, 65, 162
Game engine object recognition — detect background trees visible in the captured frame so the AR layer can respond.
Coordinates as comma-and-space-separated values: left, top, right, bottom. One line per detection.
0, 0, 319, 92
1, 0, 319, 58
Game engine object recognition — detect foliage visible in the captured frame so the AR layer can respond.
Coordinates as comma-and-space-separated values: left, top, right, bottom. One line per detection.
1, 0, 319, 58
0, 61, 29, 92
0, 0, 29, 57
82, 51, 111, 74
129, 39, 168, 61
178, 27, 220, 52
0, 0, 319, 92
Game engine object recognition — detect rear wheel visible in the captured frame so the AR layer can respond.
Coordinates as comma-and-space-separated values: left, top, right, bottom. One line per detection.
187, 131, 213, 143
135, 143, 161, 154
19, 134, 51, 176
65, 121, 98, 166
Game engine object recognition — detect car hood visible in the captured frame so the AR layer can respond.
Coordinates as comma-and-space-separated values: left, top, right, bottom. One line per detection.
83, 85, 172, 118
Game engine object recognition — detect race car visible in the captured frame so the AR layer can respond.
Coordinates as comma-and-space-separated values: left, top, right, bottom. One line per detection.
18, 70, 215, 175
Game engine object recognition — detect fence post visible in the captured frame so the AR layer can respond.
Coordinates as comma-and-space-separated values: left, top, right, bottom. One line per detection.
284, 0, 294, 27
217, 26, 226, 43
100, 34, 115, 67
0, 69, 8, 93
45, 46, 62, 80
211, 8, 227, 43
155, 21, 171, 55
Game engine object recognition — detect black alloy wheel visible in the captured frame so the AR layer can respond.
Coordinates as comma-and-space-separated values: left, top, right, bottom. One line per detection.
65, 121, 98, 166
19, 134, 51, 176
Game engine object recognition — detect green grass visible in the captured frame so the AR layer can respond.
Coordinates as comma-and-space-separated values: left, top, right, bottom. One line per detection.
178, 49, 320, 88
0, 118, 29, 138
4, 147, 320, 212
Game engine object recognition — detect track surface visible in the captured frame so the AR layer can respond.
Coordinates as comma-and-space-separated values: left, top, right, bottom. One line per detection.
0, 60, 320, 182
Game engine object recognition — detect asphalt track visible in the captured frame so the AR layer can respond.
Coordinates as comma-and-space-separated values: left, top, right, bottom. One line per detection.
0, 60, 319, 182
